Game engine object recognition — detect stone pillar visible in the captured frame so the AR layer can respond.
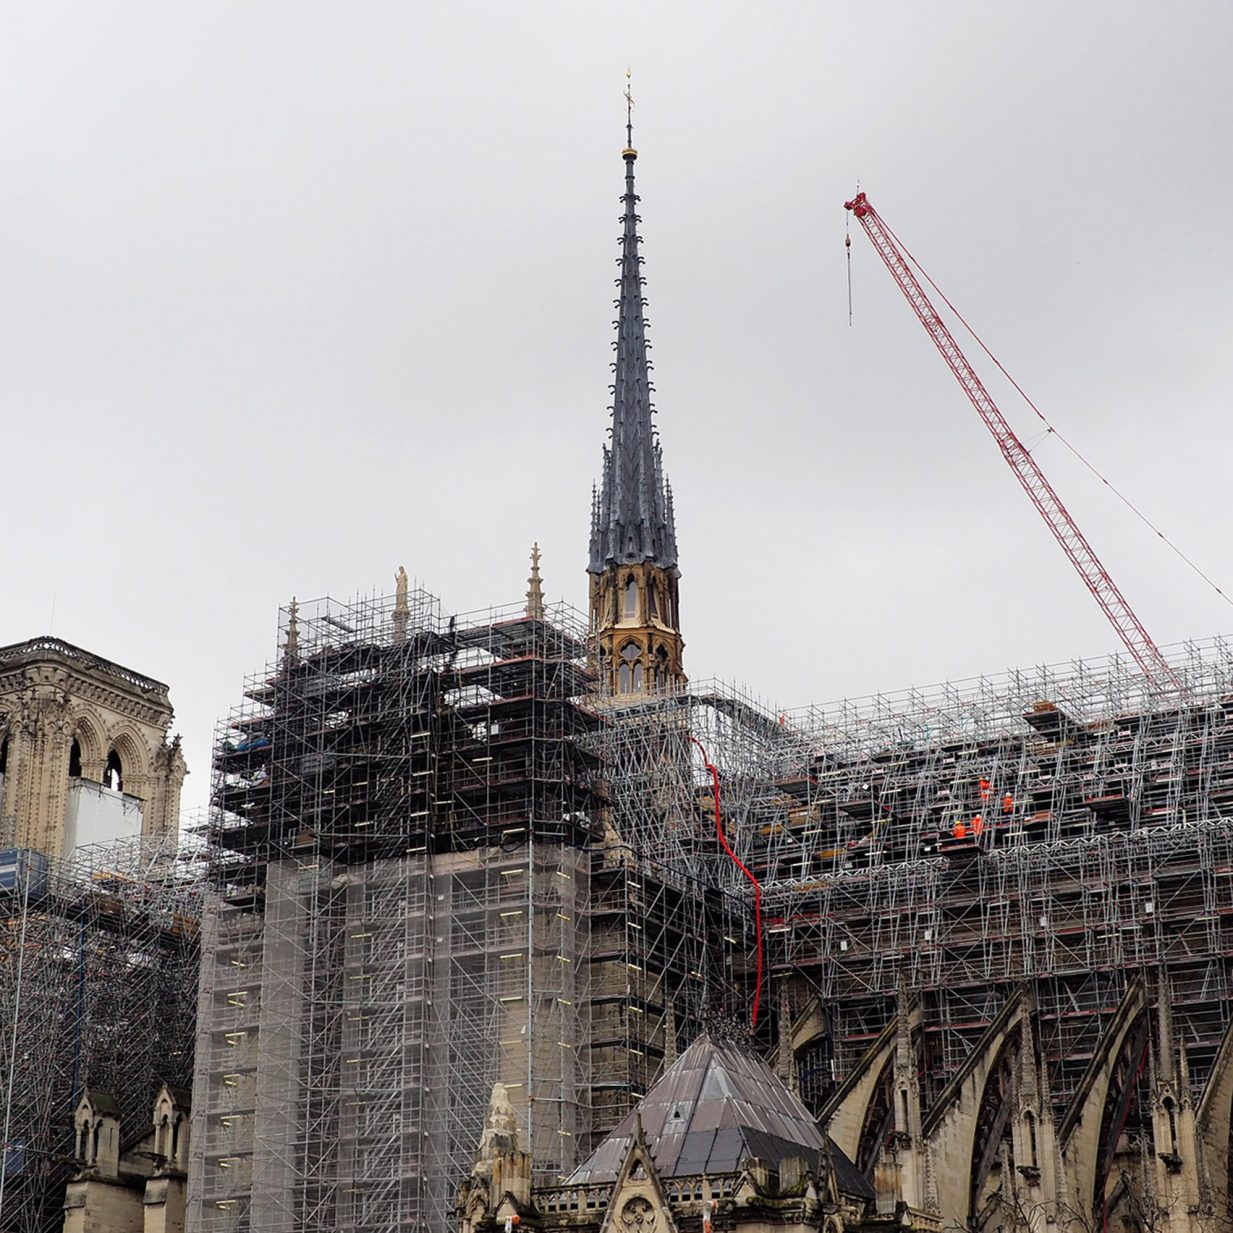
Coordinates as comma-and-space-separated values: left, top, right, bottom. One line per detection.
1009, 999, 1064, 1233
1150, 980, 1204, 1233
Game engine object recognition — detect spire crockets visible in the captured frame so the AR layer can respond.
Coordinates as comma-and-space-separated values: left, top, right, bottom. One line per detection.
588, 98, 678, 577
586, 97, 686, 695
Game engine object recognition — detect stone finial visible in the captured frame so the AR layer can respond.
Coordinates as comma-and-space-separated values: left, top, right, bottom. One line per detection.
393, 566, 410, 645
526, 544, 545, 621
284, 598, 300, 664
474, 1081, 519, 1174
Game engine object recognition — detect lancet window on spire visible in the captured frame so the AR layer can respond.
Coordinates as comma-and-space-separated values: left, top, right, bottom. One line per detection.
624, 577, 638, 619
618, 641, 642, 693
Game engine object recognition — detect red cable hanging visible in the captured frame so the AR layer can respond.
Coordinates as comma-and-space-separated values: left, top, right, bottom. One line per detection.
689, 733, 764, 1031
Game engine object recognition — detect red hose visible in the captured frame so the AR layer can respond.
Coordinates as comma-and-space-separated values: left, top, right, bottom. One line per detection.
689, 734, 764, 1031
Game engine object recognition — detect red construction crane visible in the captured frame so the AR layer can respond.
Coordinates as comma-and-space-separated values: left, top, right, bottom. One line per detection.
843, 191, 1184, 699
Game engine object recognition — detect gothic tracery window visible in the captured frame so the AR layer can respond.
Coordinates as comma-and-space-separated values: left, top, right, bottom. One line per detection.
618, 641, 641, 693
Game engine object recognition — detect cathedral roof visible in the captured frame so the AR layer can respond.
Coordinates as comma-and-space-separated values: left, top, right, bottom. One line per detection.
587, 138, 679, 577
568, 1034, 869, 1195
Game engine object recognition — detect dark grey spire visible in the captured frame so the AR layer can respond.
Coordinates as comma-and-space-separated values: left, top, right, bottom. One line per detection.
587, 139, 680, 577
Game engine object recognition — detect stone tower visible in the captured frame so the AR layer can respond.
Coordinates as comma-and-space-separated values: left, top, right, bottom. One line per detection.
0, 636, 186, 858
587, 130, 685, 694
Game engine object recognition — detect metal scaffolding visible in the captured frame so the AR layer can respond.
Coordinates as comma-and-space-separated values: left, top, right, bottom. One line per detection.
0, 834, 201, 1233
196, 579, 1233, 1230
580, 683, 768, 1149
194, 587, 762, 1233
195, 590, 607, 1233
750, 636, 1233, 1119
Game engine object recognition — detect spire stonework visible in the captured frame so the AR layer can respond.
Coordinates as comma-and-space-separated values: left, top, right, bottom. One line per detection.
586, 131, 686, 695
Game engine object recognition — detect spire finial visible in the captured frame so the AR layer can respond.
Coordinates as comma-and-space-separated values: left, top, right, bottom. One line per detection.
623, 66, 636, 158
526, 543, 545, 621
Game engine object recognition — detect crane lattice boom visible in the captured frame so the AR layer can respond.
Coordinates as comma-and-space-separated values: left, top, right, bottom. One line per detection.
844, 191, 1182, 698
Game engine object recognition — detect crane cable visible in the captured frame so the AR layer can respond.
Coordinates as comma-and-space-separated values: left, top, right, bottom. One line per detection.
688, 733, 763, 1033
845, 210, 853, 327
874, 212, 1233, 610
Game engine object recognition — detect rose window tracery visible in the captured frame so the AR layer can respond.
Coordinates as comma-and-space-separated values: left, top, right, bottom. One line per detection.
621, 1197, 654, 1231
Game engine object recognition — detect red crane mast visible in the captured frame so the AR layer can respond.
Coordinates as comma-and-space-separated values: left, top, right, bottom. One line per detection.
843, 191, 1183, 698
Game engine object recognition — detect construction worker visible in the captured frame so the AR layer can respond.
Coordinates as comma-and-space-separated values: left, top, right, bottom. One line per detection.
972, 814, 984, 837
953, 818, 967, 840
979, 777, 991, 801
1002, 793, 1014, 814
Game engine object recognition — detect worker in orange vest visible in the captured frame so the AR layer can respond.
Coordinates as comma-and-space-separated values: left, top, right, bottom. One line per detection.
979, 777, 991, 801
1002, 793, 1014, 814
953, 819, 967, 840
972, 814, 984, 837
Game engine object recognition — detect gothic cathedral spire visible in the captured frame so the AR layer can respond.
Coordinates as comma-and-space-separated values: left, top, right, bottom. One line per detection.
587, 123, 686, 694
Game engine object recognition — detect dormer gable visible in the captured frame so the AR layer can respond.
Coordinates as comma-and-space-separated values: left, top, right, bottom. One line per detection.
598, 1114, 680, 1233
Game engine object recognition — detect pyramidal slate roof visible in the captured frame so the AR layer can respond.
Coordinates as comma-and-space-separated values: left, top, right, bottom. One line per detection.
587, 139, 679, 578
569, 1034, 869, 1195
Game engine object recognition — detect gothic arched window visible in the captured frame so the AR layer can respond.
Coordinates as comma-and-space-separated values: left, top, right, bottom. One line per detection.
623, 576, 638, 619
68, 738, 82, 779
648, 583, 659, 620
104, 749, 123, 793
618, 641, 641, 693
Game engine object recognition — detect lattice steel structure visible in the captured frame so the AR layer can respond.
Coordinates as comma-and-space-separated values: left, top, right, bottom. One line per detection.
195, 588, 757, 1233
0, 835, 201, 1233
195, 584, 1233, 1230
195, 588, 600, 1233
579, 683, 771, 1150
744, 637, 1233, 1122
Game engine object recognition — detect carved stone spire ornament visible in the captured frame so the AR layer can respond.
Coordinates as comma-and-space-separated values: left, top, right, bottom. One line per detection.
526, 544, 545, 620
475, 1080, 519, 1168
284, 597, 300, 664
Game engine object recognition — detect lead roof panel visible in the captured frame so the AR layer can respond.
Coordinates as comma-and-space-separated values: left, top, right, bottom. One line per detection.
568, 1035, 837, 1186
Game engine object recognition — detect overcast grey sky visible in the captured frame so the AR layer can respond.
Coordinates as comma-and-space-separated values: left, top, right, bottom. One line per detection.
4, 2, 1232, 812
